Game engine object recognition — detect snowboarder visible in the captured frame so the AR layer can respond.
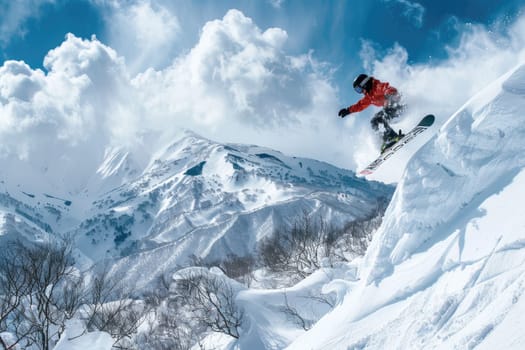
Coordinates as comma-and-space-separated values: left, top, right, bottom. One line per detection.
338, 74, 406, 152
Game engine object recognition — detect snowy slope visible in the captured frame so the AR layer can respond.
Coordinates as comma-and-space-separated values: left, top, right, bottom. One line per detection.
0, 130, 392, 290
285, 63, 525, 349
79, 132, 392, 289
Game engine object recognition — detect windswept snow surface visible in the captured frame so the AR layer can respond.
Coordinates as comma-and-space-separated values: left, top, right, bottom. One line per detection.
286, 63, 525, 349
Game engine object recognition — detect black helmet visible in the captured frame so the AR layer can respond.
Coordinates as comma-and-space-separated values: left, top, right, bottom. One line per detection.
353, 73, 372, 93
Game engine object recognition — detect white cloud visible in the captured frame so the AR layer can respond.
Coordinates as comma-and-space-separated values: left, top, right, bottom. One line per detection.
0, 34, 141, 190
131, 9, 341, 160
103, 0, 180, 74
0, 10, 342, 189
2, 8, 525, 188
0, 0, 56, 46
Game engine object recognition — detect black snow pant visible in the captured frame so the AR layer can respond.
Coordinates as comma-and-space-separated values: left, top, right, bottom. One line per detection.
370, 95, 405, 142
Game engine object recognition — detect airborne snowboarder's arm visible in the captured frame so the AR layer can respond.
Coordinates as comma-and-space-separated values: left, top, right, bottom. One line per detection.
348, 95, 372, 113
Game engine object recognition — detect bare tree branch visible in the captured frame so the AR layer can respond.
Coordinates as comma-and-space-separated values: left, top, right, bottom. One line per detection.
172, 269, 244, 339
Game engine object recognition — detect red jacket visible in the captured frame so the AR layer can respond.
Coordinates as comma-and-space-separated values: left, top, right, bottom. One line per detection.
348, 78, 398, 113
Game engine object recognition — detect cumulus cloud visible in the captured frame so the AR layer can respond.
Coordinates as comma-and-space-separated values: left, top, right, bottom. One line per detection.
0, 34, 141, 190
131, 9, 341, 159
136, 9, 300, 126
2, 7, 525, 188
0, 10, 342, 189
0, 0, 56, 46
103, 0, 180, 74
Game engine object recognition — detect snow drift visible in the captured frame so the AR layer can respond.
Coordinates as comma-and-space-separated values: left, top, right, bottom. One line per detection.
286, 62, 525, 349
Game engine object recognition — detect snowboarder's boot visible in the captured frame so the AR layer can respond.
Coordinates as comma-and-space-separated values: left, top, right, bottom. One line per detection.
380, 123, 403, 153
381, 139, 396, 153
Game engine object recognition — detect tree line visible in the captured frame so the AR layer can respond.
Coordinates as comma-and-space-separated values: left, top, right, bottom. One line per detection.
0, 202, 386, 349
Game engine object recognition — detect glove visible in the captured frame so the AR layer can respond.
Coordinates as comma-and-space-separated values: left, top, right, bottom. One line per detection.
338, 108, 350, 118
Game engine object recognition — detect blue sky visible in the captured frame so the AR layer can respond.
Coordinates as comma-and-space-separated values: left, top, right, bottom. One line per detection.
0, 0, 524, 182
1, 0, 523, 91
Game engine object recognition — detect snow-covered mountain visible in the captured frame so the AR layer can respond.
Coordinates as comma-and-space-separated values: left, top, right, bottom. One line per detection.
6, 61, 525, 350
282, 62, 525, 349
0, 130, 392, 288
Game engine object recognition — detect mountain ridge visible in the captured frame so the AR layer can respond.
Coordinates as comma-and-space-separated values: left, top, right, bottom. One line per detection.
0, 130, 393, 290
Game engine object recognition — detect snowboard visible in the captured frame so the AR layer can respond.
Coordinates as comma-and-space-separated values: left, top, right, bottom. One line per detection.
359, 114, 435, 176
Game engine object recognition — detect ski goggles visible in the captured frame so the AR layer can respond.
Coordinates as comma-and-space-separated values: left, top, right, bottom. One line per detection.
354, 76, 371, 94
